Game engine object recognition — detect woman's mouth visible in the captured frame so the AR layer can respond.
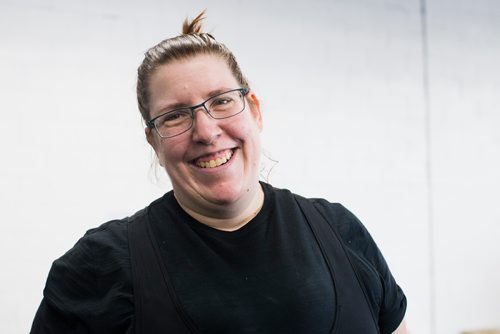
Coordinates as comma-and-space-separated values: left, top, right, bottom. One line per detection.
194, 149, 234, 169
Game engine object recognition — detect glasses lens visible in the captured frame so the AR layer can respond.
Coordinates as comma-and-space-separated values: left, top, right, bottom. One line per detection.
154, 108, 192, 138
207, 90, 246, 119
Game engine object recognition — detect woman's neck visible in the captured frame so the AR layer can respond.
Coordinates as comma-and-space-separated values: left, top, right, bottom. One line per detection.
175, 183, 265, 231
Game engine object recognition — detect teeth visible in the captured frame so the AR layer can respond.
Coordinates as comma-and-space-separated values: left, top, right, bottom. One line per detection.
197, 150, 233, 168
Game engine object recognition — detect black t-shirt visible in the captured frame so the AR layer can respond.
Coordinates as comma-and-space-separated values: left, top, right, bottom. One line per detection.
31, 182, 406, 334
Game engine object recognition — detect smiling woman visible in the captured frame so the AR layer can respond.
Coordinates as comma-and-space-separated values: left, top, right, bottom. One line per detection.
30, 10, 407, 334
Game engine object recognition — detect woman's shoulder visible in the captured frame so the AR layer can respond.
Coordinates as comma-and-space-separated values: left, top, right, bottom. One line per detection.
308, 199, 370, 244
264, 184, 368, 236
35, 205, 158, 332
308, 197, 407, 333
50, 194, 168, 275
299, 196, 385, 278
79, 218, 130, 249
73, 198, 163, 257
65, 210, 144, 261
43, 218, 133, 309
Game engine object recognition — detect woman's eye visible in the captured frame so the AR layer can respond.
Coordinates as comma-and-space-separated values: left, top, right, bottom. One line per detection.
211, 97, 233, 108
216, 98, 228, 104
165, 113, 181, 121
161, 110, 190, 124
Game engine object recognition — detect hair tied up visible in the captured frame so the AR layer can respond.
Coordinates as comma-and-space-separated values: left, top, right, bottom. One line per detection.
137, 9, 249, 121
182, 10, 207, 35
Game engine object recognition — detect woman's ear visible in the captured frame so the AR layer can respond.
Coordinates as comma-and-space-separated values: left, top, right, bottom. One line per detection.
247, 91, 263, 131
145, 127, 164, 167
145, 127, 156, 148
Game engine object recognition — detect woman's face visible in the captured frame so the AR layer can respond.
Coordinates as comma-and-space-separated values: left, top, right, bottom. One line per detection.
146, 54, 263, 214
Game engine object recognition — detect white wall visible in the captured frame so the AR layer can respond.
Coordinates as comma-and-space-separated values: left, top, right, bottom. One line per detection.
1, 0, 499, 333
427, 1, 500, 332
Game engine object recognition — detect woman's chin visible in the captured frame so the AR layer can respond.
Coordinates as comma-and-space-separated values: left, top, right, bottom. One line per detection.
202, 184, 247, 206
187, 180, 256, 213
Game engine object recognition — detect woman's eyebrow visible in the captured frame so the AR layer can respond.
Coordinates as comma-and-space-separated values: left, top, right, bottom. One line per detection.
159, 87, 234, 112
162, 102, 190, 111
206, 87, 231, 97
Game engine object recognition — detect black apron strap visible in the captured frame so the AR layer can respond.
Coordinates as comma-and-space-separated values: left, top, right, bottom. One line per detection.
295, 196, 380, 334
128, 210, 194, 334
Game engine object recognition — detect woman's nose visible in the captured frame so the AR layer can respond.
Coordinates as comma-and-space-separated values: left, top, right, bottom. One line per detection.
191, 107, 222, 144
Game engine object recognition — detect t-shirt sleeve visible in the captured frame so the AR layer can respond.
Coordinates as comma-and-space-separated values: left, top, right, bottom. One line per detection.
30, 220, 134, 334
314, 200, 407, 334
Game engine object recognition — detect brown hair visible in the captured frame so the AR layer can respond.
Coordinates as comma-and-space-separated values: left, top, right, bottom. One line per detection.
136, 10, 250, 122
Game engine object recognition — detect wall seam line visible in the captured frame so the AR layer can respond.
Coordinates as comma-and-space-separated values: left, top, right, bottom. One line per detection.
419, 0, 436, 333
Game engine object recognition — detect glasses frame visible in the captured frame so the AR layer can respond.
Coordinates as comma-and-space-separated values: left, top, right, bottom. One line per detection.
147, 87, 250, 138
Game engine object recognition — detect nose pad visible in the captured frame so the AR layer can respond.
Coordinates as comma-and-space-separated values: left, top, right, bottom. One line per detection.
191, 107, 221, 144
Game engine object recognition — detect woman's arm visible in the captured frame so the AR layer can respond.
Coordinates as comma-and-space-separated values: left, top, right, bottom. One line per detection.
393, 319, 408, 334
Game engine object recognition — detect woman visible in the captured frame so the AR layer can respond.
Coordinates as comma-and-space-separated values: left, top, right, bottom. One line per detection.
31, 12, 407, 334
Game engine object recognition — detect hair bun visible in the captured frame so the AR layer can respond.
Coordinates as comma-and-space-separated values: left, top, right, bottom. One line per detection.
182, 10, 206, 35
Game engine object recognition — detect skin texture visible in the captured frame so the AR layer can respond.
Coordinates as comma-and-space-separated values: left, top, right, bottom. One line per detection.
146, 54, 264, 231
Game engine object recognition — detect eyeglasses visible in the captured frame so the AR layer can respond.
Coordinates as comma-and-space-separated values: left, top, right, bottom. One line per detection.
147, 88, 250, 138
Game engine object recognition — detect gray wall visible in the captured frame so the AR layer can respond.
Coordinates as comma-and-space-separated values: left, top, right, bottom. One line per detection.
1, 0, 499, 333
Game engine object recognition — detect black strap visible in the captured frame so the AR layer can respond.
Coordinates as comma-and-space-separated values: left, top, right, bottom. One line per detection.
295, 196, 380, 334
128, 210, 194, 334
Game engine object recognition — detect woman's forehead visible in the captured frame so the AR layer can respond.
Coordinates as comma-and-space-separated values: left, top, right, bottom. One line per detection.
148, 55, 239, 112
